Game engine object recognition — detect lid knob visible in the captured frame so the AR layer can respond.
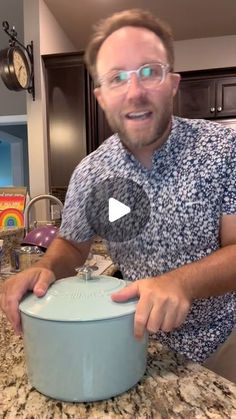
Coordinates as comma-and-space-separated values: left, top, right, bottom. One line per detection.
75, 265, 93, 281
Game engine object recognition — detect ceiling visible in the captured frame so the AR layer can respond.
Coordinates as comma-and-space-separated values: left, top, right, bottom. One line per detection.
44, 0, 236, 50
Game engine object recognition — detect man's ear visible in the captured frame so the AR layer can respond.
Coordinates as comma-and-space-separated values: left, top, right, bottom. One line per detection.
171, 73, 181, 97
94, 87, 106, 110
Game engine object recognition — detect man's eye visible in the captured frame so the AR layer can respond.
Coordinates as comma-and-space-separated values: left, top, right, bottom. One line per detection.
109, 71, 127, 85
141, 67, 152, 78
141, 66, 161, 79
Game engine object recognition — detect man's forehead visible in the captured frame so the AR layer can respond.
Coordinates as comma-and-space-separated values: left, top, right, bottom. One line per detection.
100, 26, 164, 50
96, 26, 167, 73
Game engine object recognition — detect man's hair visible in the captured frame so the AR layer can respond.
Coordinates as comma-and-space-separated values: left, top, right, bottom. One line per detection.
84, 9, 174, 82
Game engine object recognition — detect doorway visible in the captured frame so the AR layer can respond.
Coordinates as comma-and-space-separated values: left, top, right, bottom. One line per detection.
0, 115, 29, 187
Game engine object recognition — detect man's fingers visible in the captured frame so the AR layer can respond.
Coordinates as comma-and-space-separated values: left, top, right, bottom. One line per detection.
8, 299, 22, 335
111, 281, 139, 302
134, 295, 154, 339
33, 275, 54, 297
146, 306, 163, 333
1, 288, 23, 334
172, 300, 190, 330
158, 303, 178, 332
0, 267, 55, 334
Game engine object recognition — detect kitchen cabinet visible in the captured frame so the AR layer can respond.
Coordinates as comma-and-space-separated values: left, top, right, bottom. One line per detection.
44, 53, 91, 192
97, 104, 114, 143
174, 68, 236, 119
88, 76, 114, 147
43, 52, 112, 196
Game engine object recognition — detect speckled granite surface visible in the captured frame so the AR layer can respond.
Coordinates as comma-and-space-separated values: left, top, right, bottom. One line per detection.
0, 227, 24, 238
1, 277, 236, 418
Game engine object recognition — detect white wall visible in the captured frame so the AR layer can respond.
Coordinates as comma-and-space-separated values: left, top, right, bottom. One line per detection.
174, 35, 236, 72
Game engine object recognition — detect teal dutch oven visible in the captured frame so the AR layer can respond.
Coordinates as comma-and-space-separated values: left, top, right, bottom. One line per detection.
19, 275, 148, 402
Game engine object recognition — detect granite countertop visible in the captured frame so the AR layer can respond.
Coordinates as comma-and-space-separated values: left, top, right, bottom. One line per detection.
0, 227, 24, 237
1, 275, 236, 418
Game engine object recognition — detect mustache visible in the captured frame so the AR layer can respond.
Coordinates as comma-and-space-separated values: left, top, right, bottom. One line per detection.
124, 96, 153, 111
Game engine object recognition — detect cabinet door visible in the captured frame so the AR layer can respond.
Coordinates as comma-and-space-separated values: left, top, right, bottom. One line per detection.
44, 53, 97, 190
216, 77, 236, 118
85, 75, 114, 148
174, 79, 215, 119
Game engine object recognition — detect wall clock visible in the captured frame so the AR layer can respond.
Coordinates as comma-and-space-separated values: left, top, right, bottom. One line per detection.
0, 21, 35, 100
0, 45, 32, 91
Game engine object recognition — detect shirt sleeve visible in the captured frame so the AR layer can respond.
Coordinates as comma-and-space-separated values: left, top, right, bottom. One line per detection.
59, 160, 95, 242
221, 131, 236, 214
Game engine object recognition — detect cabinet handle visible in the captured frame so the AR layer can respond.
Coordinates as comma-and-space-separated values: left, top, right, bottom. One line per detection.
217, 106, 222, 112
210, 107, 215, 113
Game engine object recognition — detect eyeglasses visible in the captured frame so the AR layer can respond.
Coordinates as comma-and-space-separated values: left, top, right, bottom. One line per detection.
97, 62, 171, 94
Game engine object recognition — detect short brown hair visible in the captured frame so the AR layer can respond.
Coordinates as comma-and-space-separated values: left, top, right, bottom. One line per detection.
84, 9, 174, 82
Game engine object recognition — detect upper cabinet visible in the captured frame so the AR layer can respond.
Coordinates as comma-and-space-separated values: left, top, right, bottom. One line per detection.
174, 69, 236, 119
44, 53, 88, 190
43, 52, 113, 196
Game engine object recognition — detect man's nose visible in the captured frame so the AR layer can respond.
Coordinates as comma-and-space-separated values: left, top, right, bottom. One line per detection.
126, 73, 145, 98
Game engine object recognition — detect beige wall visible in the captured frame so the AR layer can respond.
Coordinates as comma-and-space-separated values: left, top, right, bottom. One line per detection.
175, 35, 236, 71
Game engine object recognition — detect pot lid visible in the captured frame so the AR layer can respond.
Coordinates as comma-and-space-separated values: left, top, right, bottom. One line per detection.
19, 275, 138, 322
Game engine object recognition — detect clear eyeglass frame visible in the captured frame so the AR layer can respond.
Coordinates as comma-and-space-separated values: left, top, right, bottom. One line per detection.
97, 62, 171, 94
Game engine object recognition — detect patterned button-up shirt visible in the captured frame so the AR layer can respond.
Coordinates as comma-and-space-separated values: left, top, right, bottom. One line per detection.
60, 116, 236, 362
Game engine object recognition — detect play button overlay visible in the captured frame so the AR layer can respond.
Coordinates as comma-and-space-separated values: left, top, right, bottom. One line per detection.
108, 197, 130, 222
85, 177, 150, 242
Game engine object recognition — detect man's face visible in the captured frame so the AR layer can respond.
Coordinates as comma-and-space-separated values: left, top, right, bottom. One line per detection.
94, 26, 180, 151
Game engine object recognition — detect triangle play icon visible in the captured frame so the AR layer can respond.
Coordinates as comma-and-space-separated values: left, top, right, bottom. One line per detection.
108, 197, 131, 223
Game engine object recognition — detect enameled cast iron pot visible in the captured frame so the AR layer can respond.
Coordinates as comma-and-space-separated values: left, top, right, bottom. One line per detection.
19, 275, 148, 402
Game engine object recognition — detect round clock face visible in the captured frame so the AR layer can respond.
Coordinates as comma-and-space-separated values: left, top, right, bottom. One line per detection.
0, 46, 31, 91
13, 49, 29, 88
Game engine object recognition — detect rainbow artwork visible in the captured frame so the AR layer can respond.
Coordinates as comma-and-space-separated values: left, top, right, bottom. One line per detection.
0, 208, 24, 228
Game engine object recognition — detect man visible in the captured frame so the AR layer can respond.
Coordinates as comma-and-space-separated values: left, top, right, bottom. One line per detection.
1, 9, 236, 382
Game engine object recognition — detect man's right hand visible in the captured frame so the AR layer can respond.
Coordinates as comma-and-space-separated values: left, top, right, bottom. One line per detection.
0, 267, 55, 335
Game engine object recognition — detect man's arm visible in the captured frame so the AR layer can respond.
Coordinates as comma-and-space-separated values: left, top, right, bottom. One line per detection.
172, 214, 236, 299
35, 236, 92, 279
112, 214, 236, 338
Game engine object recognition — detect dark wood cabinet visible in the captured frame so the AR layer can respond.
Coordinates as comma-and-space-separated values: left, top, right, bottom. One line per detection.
43, 52, 109, 197
216, 77, 236, 118
44, 53, 89, 191
97, 105, 114, 144
87, 76, 113, 148
43, 52, 112, 187
174, 69, 236, 119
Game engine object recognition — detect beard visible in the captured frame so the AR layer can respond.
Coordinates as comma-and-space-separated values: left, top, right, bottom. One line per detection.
104, 96, 173, 150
